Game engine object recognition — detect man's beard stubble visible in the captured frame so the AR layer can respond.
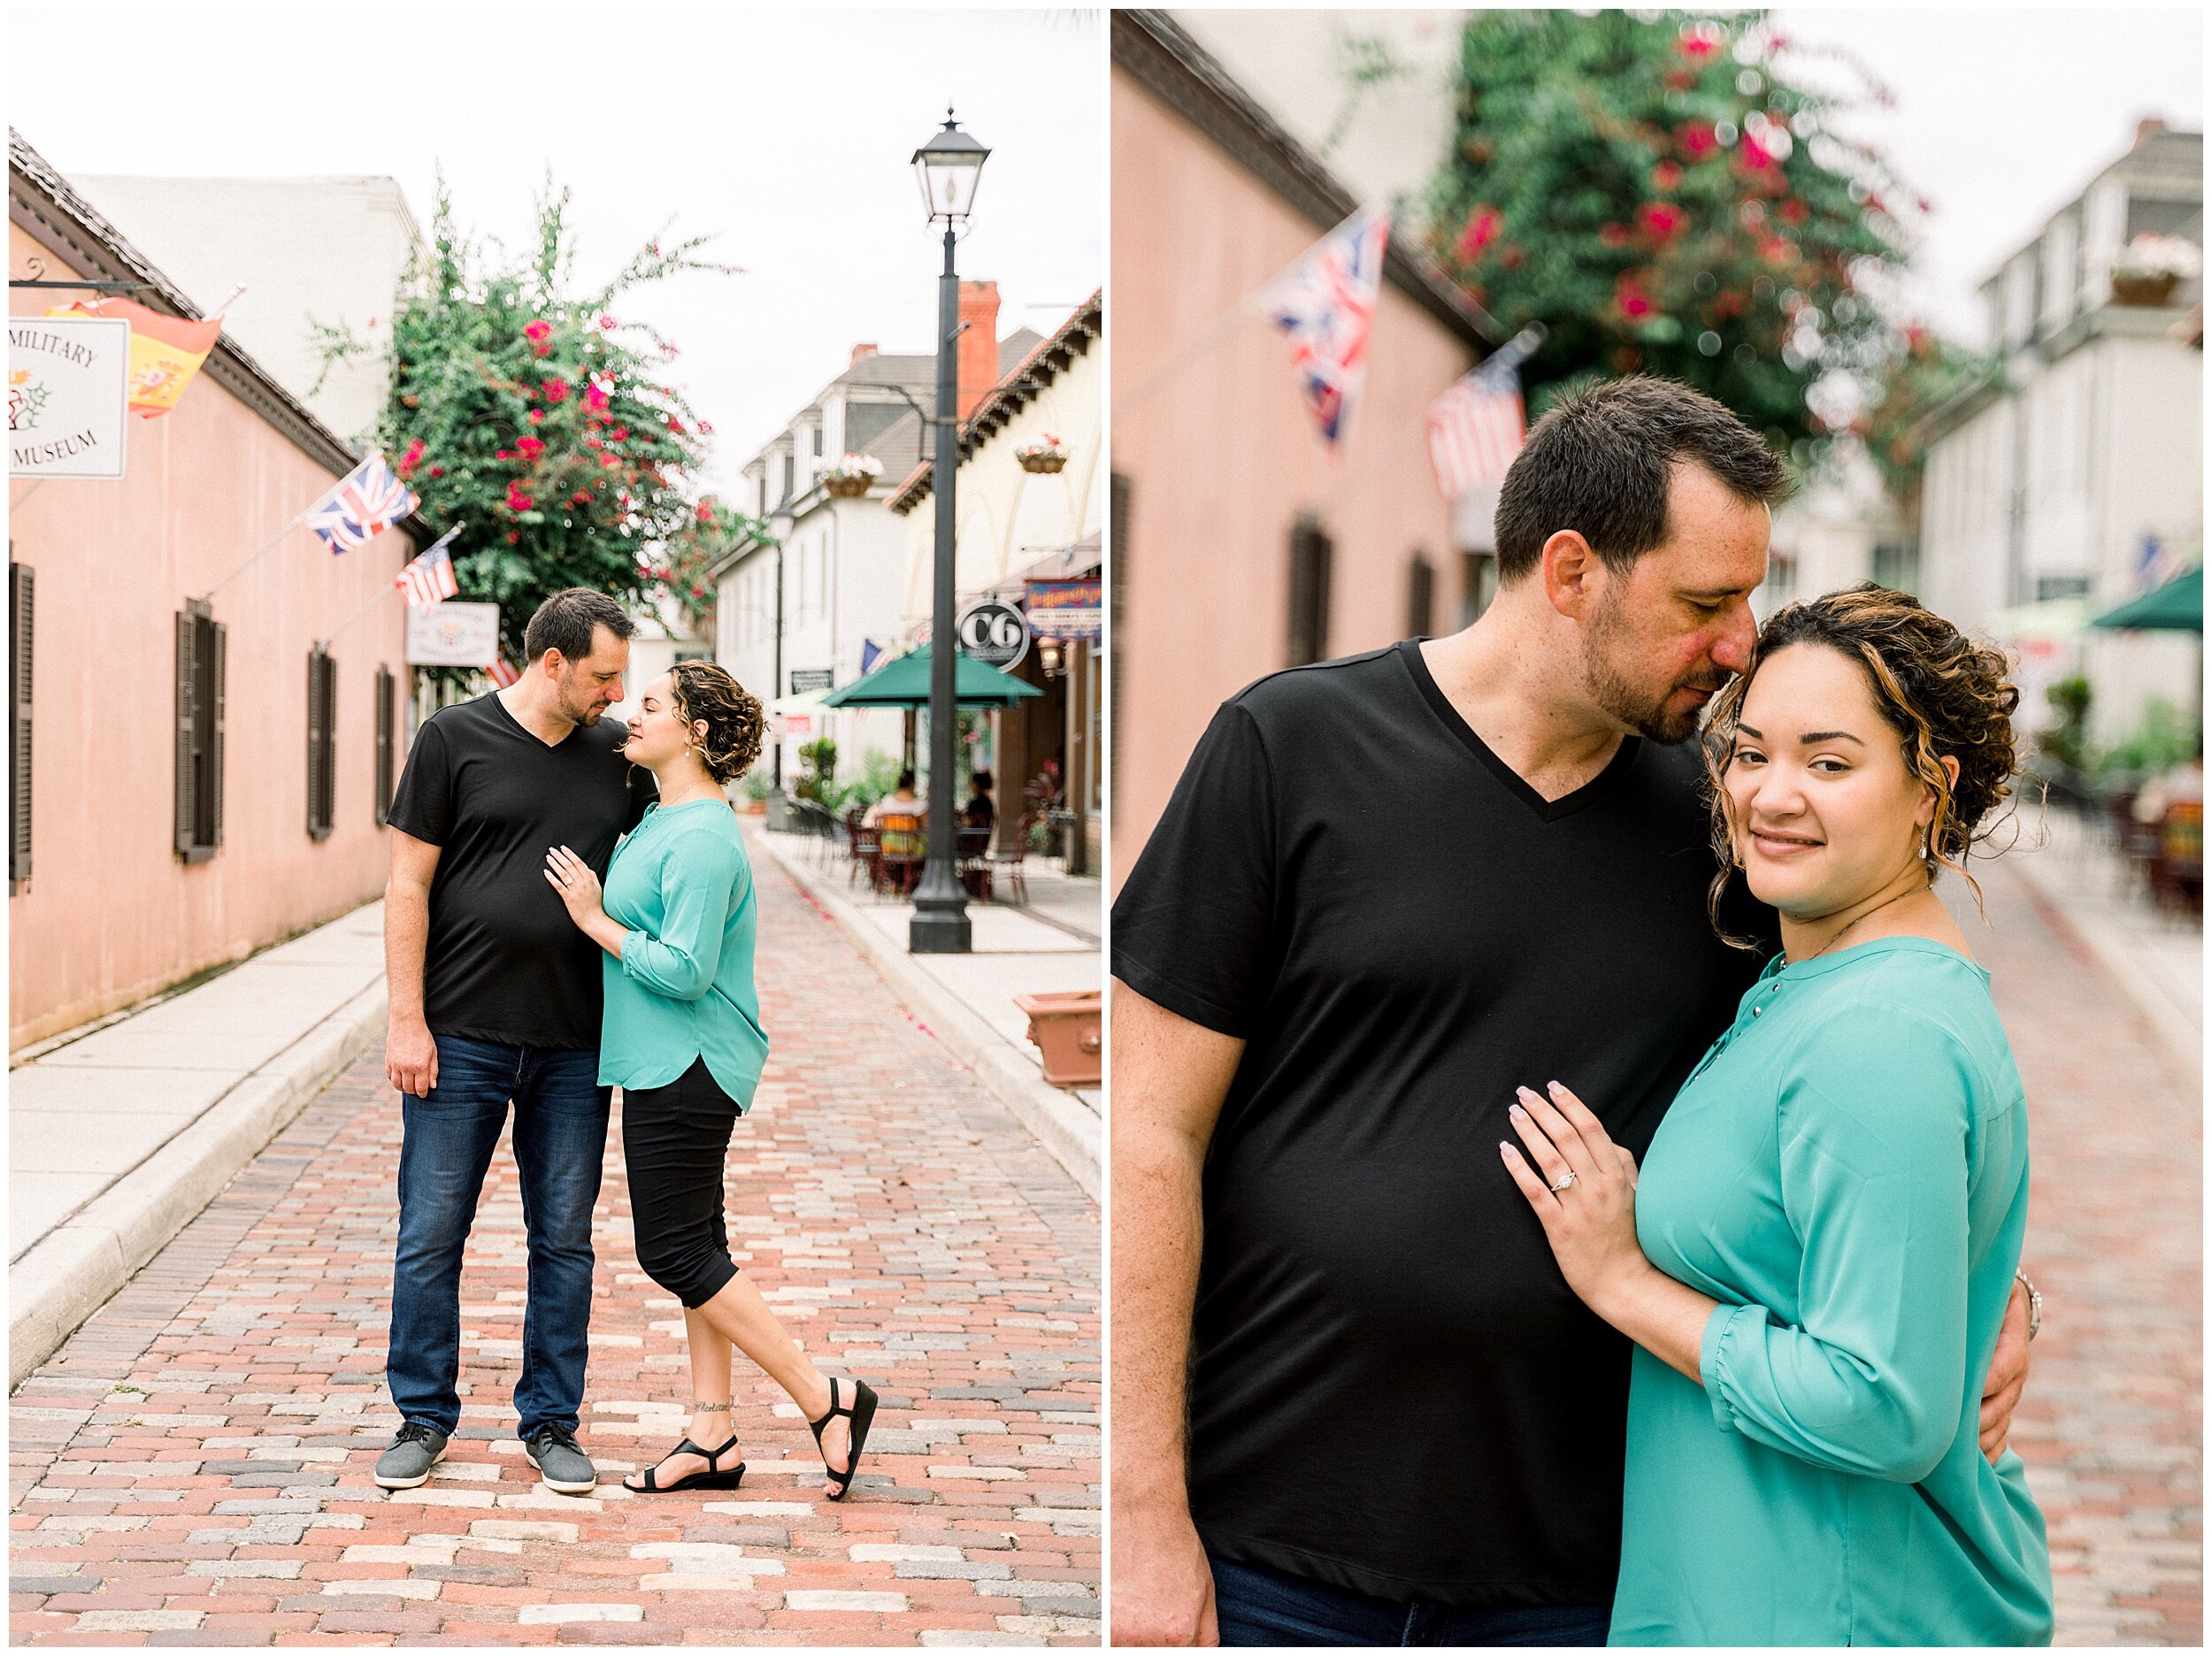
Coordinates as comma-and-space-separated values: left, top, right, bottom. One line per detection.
1581, 594, 1730, 747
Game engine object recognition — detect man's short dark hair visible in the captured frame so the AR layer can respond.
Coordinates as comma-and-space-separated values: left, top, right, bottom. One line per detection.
523, 588, 634, 664
897, 770, 917, 792
1492, 377, 1793, 583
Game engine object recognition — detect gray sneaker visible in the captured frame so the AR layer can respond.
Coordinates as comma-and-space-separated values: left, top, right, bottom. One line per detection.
523, 1423, 597, 1494
373, 1422, 448, 1489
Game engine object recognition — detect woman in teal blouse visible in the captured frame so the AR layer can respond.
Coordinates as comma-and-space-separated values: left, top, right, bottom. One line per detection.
1500, 586, 2053, 1645
546, 663, 877, 1501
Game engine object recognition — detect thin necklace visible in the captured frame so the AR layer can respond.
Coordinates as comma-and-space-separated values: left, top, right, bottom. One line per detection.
1804, 882, 1928, 962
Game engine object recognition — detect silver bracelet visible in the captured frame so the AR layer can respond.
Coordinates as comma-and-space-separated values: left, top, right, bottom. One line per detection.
2015, 1269, 2043, 1341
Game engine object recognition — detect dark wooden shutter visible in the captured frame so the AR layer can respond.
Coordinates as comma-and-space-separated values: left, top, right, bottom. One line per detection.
10, 563, 32, 886
1287, 517, 1333, 667
306, 648, 335, 840
1408, 551, 1435, 640
208, 620, 227, 847
1109, 472, 1128, 792
175, 610, 199, 857
374, 665, 396, 827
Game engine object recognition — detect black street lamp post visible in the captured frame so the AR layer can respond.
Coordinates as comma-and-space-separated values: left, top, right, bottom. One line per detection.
908, 110, 988, 955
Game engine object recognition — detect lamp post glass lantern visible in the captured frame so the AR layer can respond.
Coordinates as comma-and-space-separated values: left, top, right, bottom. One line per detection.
909, 111, 989, 955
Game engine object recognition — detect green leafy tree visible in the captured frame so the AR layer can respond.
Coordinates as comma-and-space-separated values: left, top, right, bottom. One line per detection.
1859, 325, 1998, 512
375, 179, 769, 661
1426, 10, 1919, 458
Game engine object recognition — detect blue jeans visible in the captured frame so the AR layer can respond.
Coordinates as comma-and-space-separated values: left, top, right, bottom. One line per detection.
388, 1037, 610, 1438
1210, 1554, 1613, 1647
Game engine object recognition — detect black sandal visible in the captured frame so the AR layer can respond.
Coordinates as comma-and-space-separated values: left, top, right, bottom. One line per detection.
624, 1434, 746, 1494
808, 1377, 878, 1501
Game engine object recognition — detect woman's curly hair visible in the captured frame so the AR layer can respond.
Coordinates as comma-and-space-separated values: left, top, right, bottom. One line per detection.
1703, 582, 2022, 946
667, 661, 764, 784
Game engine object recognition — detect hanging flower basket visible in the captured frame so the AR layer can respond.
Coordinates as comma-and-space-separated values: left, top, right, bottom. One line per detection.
822, 451, 880, 497
2112, 272, 2180, 309
2111, 235, 2200, 309
1017, 433, 1068, 474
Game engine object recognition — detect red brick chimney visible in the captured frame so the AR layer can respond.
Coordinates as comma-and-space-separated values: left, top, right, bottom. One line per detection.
849, 341, 879, 367
957, 280, 1001, 418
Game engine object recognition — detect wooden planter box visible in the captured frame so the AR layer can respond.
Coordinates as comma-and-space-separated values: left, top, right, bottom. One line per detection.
1014, 989, 1102, 1088
2112, 272, 2180, 308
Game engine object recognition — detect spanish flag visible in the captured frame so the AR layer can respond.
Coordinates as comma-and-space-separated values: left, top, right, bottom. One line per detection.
44, 297, 223, 418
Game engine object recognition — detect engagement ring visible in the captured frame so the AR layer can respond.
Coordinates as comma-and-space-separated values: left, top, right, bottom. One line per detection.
1550, 1171, 1577, 1192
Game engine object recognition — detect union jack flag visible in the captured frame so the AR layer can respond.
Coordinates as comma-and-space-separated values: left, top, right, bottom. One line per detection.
1426, 354, 1527, 500
303, 452, 419, 555
395, 525, 462, 608
1269, 204, 1390, 447
487, 656, 521, 689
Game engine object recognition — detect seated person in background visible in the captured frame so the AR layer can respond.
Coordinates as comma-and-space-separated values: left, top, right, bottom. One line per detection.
962, 772, 996, 832
864, 770, 926, 829
2132, 754, 2204, 825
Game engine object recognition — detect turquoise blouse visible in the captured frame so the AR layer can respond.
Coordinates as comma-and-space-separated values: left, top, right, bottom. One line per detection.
596, 800, 768, 1108
1611, 938, 2052, 1647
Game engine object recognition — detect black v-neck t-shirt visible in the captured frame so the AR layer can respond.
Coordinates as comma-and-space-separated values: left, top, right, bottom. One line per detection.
1111, 640, 1771, 1607
387, 693, 655, 1049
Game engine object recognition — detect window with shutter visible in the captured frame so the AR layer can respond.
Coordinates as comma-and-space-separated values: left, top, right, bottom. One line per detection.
175, 604, 220, 864
375, 665, 396, 827
1408, 551, 1435, 640
1110, 472, 1128, 791
10, 562, 32, 890
307, 648, 336, 840
1287, 517, 1333, 668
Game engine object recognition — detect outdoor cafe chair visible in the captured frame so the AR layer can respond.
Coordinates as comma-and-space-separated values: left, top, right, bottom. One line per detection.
877, 812, 926, 898
848, 822, 883, 893
956, 824, 993, 901
984, 813, 1033, 907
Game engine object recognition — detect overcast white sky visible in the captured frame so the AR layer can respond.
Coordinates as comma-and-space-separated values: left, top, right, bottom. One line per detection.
6, 4, 1104, 497
1765, 6, 2203, 342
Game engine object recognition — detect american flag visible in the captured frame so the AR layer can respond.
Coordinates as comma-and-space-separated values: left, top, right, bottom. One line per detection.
303, 452, 419, 555
395, 526, 462, 608
1426, 353, 1528, 500
487, 657, 520, 689
1269, 205, 1390, 446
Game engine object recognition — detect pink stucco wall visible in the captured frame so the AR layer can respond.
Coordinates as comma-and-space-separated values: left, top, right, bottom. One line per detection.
1110, 72, 1479, 891
9, 220, 411, 1047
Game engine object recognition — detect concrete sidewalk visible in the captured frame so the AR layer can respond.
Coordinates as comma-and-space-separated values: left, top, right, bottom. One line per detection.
9, 904, 388, 1388
751, 828, 1102, 1200
2005, 802, 2201, 1082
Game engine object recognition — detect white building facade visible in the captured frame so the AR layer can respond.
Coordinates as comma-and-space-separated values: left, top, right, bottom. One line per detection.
1917, 123, 2201, 744
710, 304, 1043, 794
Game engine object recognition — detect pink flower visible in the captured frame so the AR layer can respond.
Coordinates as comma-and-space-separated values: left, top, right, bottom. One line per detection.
1678, 123, 1719, 163
665, 415, 686, 435
527, 408, 546, 425
698, 419, 713, 435
1651, 161, 1684, 192
1778, 197, 1809, 226
612, 426, 629, 441
397, 437, 426, 478
1599, 223, 1632, 249
1454, 204, 1503, 263
600, 453, 620, 470
495, 448, 514, 461
573, 489, 594, 505
695, 500, 715, 523
541, 378, 571, 404
428, 464, 444, 479
1636, 203, 1686, 240
524, 320, 552, 343
1615, 273, 1658, 321
584, 383, 610, 412
597, 315, 617, 331
1677, 27, 1722, 60
518, 435, 546, 460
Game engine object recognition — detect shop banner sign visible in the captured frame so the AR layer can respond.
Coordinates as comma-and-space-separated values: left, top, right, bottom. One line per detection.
1025, 578, 1102, 641
788, 667, 834, 694
406, 601, 502, 667
9, 317, 130, 479
957, 598, 1032, 670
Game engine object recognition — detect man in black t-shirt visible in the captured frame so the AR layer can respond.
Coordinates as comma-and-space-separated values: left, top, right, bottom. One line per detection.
1110, 380, 2036, 1646
373, 589, 652, 1498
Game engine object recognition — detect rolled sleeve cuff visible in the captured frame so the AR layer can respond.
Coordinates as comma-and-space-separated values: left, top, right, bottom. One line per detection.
620, 930, 655, 980
1701, 1300, 1761, 1435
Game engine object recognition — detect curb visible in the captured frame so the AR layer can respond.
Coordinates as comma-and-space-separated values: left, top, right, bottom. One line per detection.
754, 832, 1102, 1202
9, 979, 388, 1389
2008, 854, 2200, 1085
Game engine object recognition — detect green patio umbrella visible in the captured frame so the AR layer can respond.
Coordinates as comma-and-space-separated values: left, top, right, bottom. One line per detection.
818, 644, 1044, 709
2091, 567, 2203, 632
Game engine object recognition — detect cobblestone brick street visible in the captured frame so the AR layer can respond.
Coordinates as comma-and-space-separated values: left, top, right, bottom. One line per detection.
1970, 861, 2201, 1646
10, 854, 1101, 1646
